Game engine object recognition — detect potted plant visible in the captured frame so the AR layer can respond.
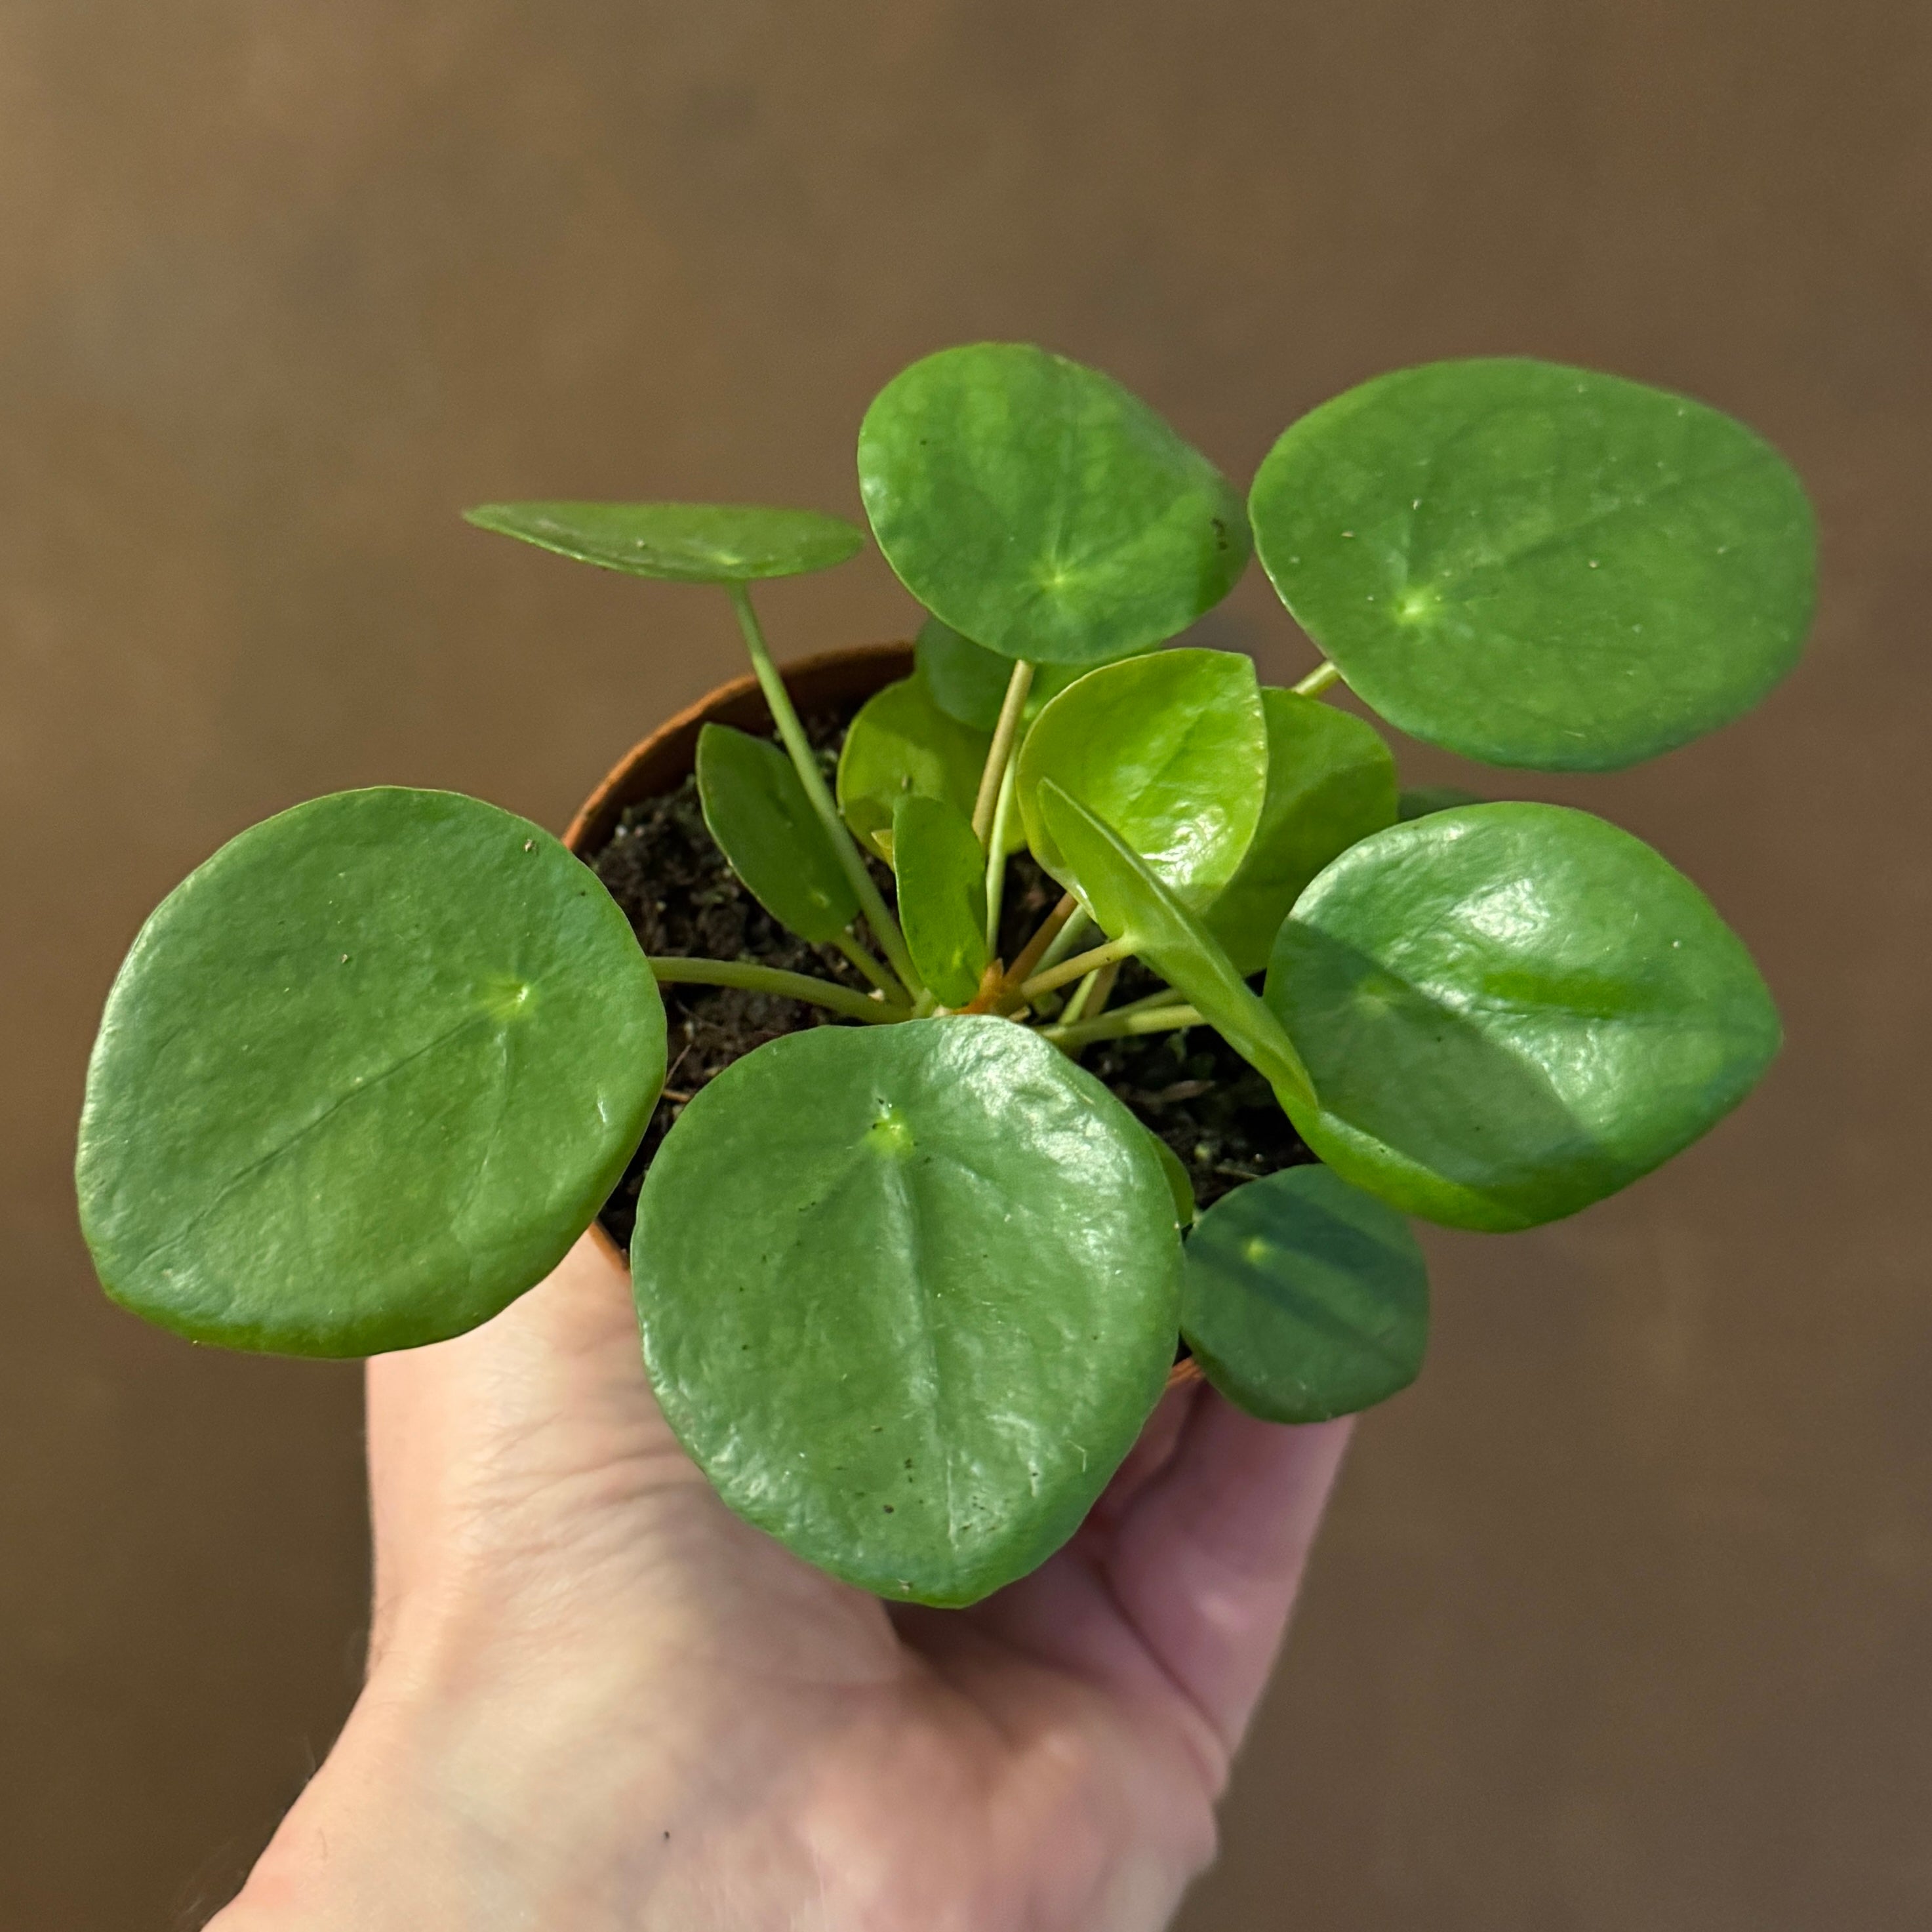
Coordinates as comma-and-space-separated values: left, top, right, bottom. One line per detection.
74, 344, 1813, 1607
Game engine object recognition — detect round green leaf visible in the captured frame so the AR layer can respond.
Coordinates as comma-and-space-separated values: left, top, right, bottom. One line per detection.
1205, 689, 1398, 973
633, 1017, 1181, 1605
76, 789, 665, 1356
1249, 359, 1817, 770
1182, 1165, 1428, 1423
859, 343, 1250, 664
1037, 782, 1314, 1114
697, 722, 858, 943
835, 674, 993, 860
915, 616, 1121, 731
1398, 784, 1483, 821
1017, 649, 1267, 911
1264, 803, 1781, 1230
893, 794, 990, 1007
464, 500, 865, 583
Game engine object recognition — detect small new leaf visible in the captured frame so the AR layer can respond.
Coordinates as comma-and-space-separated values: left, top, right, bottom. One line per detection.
1018, 649, 1267, 911
1037, 782, 1315, 1114
836, 675, 994, 860
893, 795, 990, 1007
697, 723, 859, 944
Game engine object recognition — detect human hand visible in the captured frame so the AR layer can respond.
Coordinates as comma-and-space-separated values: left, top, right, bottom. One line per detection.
214, 1230, 1349, 1931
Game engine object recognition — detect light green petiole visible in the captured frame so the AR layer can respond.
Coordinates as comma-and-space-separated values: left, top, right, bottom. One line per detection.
983, 758, 1018, 953
1056, 966, 1104, 1027
1057, 958, 1120, 1028
1041, 1003, 1203, 1049
1099, 986, 1192, 1023
1016, 936, 1137, 1004
647, 956, 909, 1024
833, 929, 910, 1002
1027, 904, 1095, 985
1292, 660, 1342, 698
726, 583, 922, 995
971, 658, 1035, 845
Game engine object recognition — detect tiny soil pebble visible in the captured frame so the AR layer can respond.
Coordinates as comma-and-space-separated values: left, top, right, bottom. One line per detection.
587, 702, 1313, 1251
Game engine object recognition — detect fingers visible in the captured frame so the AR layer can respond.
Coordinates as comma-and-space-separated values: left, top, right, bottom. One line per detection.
1100, 1396, 1352, 1762
1085, 1377, 1203, 1532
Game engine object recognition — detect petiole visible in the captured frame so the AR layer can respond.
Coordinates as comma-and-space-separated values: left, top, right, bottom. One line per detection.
832, 929, 910, 1002
1016, 936, 1137, 1005
971, 658, 1036, 845
647, 956, 910, 1024
726, 583, 923, 995
1041, 1003, 1203, 1049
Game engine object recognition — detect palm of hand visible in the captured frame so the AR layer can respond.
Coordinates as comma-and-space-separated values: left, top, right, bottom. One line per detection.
229, 1235, 1346, 1932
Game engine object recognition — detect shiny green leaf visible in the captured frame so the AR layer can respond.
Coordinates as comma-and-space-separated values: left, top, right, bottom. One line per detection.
1037, 782, 1314, 1114
1264, 803, 1781, 1230
696, 723, 858, 944
633, 1017, 1181, 1605
915, 616, 1121, 731
76, 789, 665, 1356
1017, 649, 1266, 911
1181, 1165, 1428, 1422
835, 674, 993, 860
1205, 689, 1398, 973
1249, 359, 1816, 770
859, 343, 1249, 664
893, 794, 989, 1007
464, 500, 865, 583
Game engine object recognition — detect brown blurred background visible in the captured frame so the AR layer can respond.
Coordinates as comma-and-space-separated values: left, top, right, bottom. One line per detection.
5, 1, 1928, 1924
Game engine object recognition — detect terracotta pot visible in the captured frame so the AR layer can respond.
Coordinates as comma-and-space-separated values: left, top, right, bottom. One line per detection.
564, 639, 916, 860
564, 637, 1202, 1391
565, 641, 912, 1273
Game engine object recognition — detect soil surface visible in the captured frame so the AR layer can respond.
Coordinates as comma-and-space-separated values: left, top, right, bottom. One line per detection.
588, 704, 1312, 1249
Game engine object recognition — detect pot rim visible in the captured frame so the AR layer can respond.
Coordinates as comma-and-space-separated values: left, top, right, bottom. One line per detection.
563, 638, 1202, 1394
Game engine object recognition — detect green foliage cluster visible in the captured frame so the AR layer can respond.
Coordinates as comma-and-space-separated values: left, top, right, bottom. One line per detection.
77, 344, 1813, 1605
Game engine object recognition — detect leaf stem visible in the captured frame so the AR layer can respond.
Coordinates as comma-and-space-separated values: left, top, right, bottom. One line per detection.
983, 759, 1018, 952
1060, 959, 1121, 1027
1016, 936, 1137, 1004
1041, 1003, 1203, 1049
647, 956, 910, 1024
725, 583, 921, 993
1029, 904, 1094, 980
832, 929, 908, 1001
1105, 986, 1191, 1022
1057, 965, 1103, 1026
1292, 660, 1342, 698
971, 659, 1035, 844
1002, 891, 1081, 994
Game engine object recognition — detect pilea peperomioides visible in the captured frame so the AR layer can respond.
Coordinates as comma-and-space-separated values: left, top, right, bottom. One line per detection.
76, 344, 1813, 1605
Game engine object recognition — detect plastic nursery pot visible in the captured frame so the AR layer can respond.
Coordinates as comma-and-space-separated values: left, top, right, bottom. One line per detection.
562, 638, 1205, 1393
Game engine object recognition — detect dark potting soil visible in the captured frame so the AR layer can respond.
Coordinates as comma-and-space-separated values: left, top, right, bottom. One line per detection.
588, 706, 1313, 1250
